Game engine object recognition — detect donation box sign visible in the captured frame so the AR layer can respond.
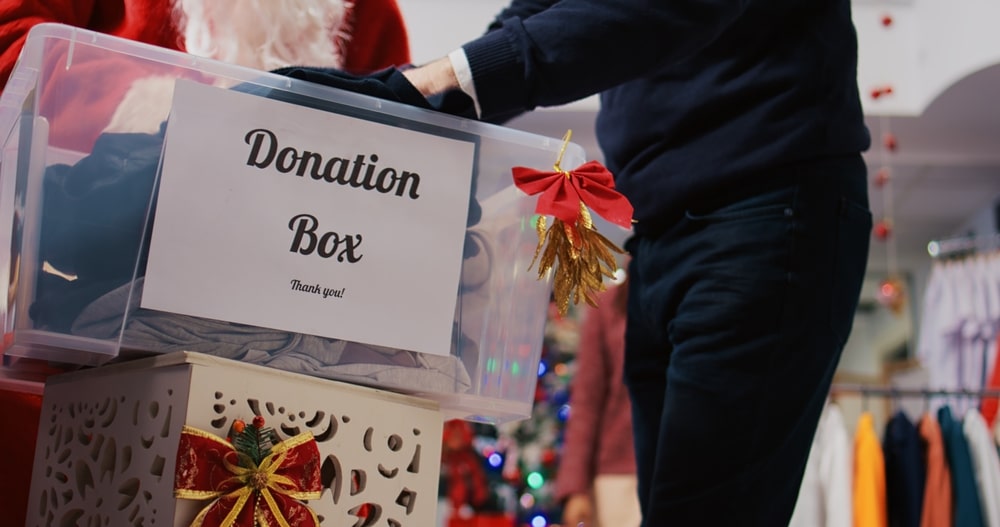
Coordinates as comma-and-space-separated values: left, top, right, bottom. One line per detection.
141, 80, 476, 357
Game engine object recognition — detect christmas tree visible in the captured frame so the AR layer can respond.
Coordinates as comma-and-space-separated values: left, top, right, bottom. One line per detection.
495, 299, 581, 527
438, 299, 583, 527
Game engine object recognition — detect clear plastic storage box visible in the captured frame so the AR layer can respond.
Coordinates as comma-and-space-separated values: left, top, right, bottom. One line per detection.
0, 23, 588, 423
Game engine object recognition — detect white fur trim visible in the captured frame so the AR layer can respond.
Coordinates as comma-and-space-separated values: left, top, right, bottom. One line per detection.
103, 76, 176, 135
176, 0, 349, 70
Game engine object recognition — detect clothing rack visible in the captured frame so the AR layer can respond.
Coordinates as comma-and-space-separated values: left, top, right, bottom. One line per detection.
926, 231, 1000, 258
830, 383, 1000, 398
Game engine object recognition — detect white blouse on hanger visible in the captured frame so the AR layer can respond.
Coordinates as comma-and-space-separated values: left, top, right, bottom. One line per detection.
963, 408, 1000, 527
789, 402, 852, 527
917, 253, 1000, 414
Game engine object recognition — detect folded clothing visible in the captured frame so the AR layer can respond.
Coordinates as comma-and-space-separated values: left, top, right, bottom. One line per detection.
74, 279, 473, 394
31, 126, 166, 332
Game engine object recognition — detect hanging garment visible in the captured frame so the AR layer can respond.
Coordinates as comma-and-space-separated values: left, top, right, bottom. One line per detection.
918, 254, 1000, 417
917, 261, 962, 413
884, 410, 926, 527
854, 411, 889, 527
919, 412, 953, 527
995, 416, 1000, 452
963, 409, 1000, 527
980, 337, 1000, 428
789, 402, 852, 527
938, 406, 986, 527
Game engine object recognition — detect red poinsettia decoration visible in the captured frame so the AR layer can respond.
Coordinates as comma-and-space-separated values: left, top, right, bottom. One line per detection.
174, 419, 322, 527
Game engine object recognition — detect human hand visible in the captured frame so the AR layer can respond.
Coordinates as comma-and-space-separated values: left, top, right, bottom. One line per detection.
562, 493, 594, 527
401, 56, 460, 98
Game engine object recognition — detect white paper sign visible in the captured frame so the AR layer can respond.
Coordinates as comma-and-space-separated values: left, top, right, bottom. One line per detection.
141, 80, 475, 357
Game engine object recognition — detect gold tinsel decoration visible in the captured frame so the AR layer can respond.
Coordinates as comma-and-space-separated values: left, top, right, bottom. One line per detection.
513, 130, 633, 315
530, 203, 625, 315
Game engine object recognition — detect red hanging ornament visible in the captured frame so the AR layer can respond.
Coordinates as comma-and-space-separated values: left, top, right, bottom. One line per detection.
503, 466, 522, 484
870, 85, 894, 100
882, 132, 898, 152
534, 384, 547, 403
874, 219, 893, 241
881, 13, 893, 27
874, 167, 891, 188
441, 420, 489, 511
877, 276, 907, 315
541, 448, 558, 467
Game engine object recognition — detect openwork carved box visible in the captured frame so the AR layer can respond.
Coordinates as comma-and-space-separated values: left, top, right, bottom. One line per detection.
26, 352, 443, 526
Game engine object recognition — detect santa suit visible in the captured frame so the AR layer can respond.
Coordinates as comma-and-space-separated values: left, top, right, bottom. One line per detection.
0, 0, 410, 151
0, 1, 410, 523
0, 0, 410, 86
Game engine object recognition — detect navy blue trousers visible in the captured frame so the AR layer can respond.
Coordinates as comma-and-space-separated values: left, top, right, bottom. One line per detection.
624, 155, 871, 526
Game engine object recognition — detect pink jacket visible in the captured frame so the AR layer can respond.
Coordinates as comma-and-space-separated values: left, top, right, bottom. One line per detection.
555, 284, 637, 501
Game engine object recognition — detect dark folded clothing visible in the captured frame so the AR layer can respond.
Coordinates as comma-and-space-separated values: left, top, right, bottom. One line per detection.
270, 66, 478, 120
32, 128, 165, 332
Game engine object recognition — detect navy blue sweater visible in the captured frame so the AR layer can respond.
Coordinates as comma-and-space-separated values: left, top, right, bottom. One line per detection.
462, 0, 871, 233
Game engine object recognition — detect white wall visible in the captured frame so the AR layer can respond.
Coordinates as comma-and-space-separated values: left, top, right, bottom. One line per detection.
854, 0, 1000, 116
396, 0, 507, 64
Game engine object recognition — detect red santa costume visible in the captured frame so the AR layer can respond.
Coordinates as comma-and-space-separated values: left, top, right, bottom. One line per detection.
0, 1, 410, 523
0, 0, 410, 86
0, 0, 410, 150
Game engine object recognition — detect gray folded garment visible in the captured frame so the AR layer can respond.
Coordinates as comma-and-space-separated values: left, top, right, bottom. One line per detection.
71, 278, 472, 394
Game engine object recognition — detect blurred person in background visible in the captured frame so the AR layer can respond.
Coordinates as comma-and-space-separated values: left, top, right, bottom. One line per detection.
555, 276, 641, 527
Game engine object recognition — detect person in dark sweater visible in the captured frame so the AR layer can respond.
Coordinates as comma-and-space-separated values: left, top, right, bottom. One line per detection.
403, 1, 873, 525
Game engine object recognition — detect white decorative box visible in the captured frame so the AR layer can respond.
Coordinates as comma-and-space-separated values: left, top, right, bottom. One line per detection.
26, 351, 443, 526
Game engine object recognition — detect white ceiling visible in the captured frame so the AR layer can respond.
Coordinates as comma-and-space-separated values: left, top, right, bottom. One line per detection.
860, 64, 1000, 272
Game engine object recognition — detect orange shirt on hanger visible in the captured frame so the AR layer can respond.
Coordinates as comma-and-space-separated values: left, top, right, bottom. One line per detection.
919, 412, 953, 527
854, 411, 888, 527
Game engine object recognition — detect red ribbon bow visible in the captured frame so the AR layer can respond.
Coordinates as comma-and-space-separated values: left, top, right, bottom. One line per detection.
510, 130, 632, 314
512, 160, 633, 233
174, 426, 323, 527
